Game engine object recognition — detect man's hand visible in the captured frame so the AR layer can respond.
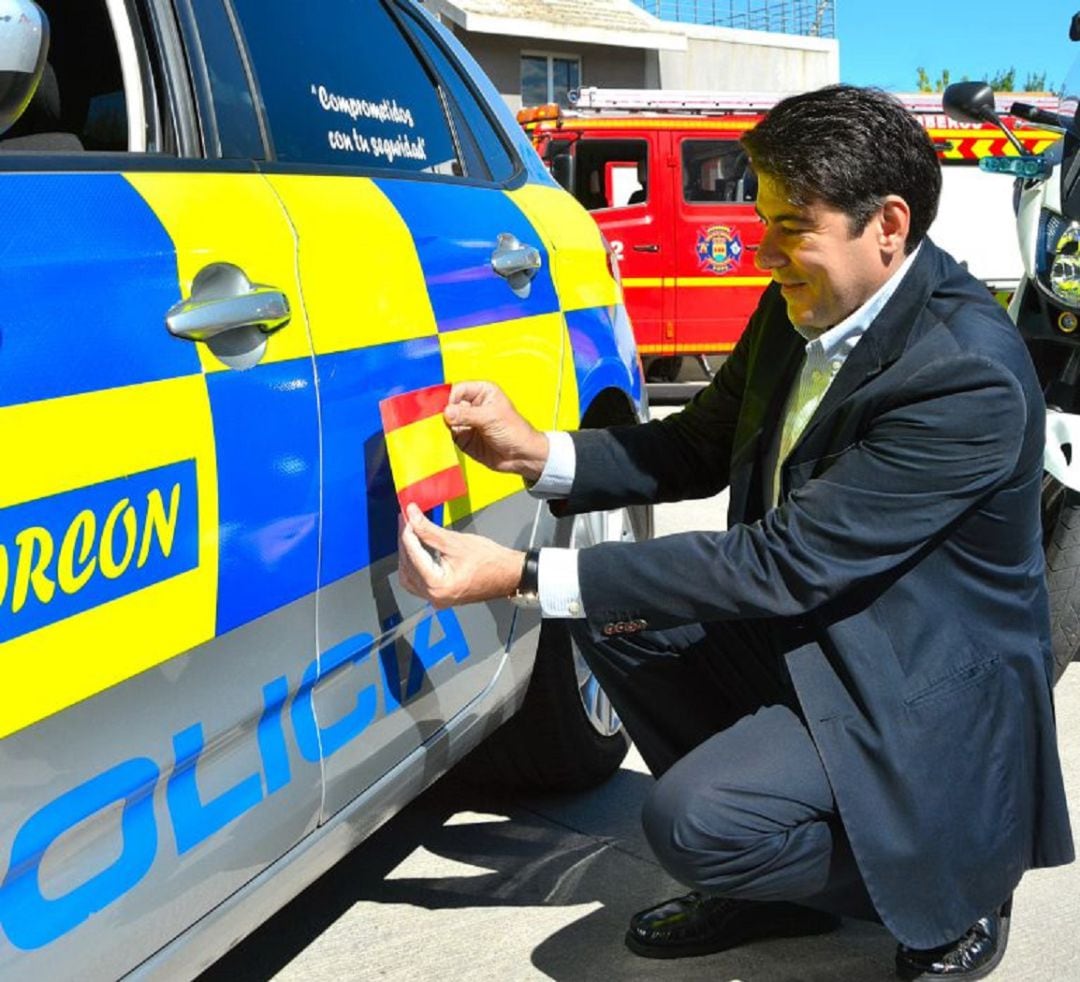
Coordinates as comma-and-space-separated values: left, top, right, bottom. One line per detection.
398, 502, 525, 608
445, 381, 550, 482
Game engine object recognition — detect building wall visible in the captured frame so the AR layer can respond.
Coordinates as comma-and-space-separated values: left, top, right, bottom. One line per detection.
447, 27, 648, 111
439, 21, 837, 111
660, 26, 838, 91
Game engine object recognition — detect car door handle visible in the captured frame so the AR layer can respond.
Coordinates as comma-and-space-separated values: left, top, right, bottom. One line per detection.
491, 232, 542, 298
633, 243, 660, 253
165, 262, 291, 342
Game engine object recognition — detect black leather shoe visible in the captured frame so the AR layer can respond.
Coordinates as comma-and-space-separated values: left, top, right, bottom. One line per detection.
895, 898, 1012, 980
625, 891, 841, 959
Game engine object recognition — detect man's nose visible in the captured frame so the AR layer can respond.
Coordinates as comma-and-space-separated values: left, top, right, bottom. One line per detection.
754, 231, 784, 271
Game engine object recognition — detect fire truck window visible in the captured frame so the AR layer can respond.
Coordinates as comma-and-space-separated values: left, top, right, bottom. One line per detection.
573, 138, 648, 211
681, 140, 756, 204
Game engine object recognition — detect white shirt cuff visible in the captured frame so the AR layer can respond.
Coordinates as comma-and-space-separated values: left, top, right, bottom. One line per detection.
538, 548, 585, 618
528, 430, 575, 499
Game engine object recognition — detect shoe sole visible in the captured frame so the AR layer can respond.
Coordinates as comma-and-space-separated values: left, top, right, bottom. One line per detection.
624, 908, 840, 960
895, 912, 1011, 981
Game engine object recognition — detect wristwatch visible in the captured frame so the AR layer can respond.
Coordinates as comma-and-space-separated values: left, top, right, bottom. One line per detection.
510, 548, 541, 608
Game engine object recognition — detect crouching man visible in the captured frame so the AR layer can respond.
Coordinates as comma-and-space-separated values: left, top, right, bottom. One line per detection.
398, 85, 1073, 979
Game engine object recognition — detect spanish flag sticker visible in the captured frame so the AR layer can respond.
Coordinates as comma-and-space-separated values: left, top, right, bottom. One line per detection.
380, 383, 468, 513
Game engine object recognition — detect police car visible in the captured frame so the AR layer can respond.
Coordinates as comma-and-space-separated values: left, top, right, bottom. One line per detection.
0, 1, 648, 977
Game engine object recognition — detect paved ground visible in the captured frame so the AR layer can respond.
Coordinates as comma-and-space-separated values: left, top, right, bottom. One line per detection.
202, 403, 1080, 982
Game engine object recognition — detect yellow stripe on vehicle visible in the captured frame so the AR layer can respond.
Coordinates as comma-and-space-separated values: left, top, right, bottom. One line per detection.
0, 375, 219, 738
623, 276, 771, 288
508, 184, 621, 311
124, 173, 314, 370
439, 312, 565, 523
639, 342, 737, 354
676, 276, 771, 287
543, 118, 759, 132
265, 174, 439, 354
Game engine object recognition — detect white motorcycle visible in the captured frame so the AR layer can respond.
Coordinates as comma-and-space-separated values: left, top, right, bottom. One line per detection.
945, 13, 1080, 682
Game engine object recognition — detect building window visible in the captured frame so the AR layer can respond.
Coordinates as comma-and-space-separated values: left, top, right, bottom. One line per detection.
521, 53, 581, 107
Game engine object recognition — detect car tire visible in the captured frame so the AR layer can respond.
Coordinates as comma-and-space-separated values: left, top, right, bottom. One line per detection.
461, 501, 651, 791
1044, 479, 1080, 684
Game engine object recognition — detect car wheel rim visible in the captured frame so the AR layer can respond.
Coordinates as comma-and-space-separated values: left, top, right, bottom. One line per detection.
568, 507, 637, 737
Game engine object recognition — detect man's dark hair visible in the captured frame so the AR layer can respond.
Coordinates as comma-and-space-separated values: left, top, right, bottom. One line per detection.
741, 85, 942, 252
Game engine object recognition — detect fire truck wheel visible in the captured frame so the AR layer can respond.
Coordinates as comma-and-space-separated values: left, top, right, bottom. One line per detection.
1044, 482, 1080, 685
645, 356, 682, 383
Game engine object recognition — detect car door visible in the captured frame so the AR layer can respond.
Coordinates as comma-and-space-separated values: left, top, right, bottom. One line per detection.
672, 132, 767, 354
0, 1, 320, 977
226, 0, 570, 820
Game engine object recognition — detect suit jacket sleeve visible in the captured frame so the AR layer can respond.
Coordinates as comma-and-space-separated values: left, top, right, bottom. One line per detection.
576, 352, 1029, 631
557, 291, 759, 513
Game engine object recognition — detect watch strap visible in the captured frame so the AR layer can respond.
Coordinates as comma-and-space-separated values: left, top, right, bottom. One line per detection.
511, 547, 541, 608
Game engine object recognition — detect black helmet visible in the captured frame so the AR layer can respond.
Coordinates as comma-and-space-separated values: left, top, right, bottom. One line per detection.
0, 0, 49, 137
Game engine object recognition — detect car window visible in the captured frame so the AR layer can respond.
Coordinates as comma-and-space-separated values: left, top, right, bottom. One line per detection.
186, 0, 264, 159
398, 4, 517, 184
0, 0, 133, 152
230, 0, 460, 174
681, 138, 756, 204
572, 138, 648, 211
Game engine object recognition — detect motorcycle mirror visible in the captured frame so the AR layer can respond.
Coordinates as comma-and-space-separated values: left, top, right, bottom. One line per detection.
1070, 11, 1080, 42
943, 81, 997, 125
943, 81, 1029, 157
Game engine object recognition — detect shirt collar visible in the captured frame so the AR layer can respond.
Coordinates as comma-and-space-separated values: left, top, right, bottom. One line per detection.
794, 243, 923, 356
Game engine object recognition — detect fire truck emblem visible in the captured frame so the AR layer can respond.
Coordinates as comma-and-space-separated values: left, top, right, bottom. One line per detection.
696, 225, 743, 275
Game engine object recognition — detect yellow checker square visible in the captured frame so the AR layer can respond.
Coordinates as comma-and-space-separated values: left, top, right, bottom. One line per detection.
266, 174, 439, 355
0, 376, 219, 737
508, 185, 621, 313
124, 172, 314, 371
440, 313, 566, 523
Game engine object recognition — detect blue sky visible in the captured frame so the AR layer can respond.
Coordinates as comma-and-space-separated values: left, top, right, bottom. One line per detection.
837, 3, 1077, 93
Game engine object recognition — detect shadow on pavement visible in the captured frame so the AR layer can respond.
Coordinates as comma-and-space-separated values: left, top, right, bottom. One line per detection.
202, 763, 900, 981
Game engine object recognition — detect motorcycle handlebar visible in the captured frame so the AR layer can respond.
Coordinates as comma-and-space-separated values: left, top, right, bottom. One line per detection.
1010, 102, 1072, 131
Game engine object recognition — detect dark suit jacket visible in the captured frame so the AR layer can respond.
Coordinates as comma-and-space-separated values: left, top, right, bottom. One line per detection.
561, 241, 1074, 948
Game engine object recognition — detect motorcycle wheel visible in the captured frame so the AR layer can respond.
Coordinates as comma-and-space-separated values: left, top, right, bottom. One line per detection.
1043, 475, 1079, 684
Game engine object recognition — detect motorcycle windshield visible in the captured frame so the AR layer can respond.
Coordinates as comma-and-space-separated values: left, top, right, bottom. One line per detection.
1063, 52, 1080, 128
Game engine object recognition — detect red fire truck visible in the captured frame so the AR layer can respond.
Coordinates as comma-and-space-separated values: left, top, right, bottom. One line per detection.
519, 87, 1062, 381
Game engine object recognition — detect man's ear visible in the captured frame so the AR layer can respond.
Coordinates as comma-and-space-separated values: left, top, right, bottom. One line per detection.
878, 195, 911, 256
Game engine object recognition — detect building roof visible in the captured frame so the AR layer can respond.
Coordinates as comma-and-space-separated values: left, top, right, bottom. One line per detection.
426, 0, 688, 50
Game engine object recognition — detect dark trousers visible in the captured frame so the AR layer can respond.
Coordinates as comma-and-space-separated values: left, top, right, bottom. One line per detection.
572, 619, 879, 922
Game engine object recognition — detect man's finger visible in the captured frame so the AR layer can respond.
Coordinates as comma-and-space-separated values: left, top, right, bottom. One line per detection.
400, 521, 444, 583
444, 399, 485, 428
448, 381, 491, 409
406, 503, 449, 549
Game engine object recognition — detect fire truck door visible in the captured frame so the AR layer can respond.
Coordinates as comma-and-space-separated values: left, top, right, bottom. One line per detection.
570, 134, 673, 357
673, 135, 768, 356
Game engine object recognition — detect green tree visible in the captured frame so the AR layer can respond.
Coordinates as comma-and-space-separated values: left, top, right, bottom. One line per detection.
914, 66, 1054, 93
915, 67, 951, 92
988, 67, 1016, 91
